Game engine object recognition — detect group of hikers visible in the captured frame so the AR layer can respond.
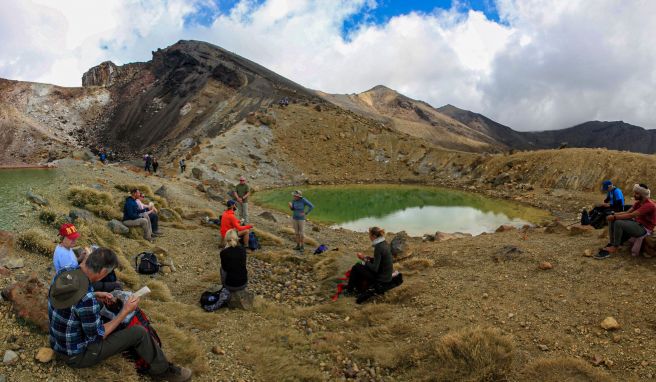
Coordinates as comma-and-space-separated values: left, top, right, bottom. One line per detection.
143, 153, 159, 173
582, 180, 656, 259
45, 171, 399, 380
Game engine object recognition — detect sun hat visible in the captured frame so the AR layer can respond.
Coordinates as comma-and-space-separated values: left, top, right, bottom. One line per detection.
602, 180, 612, 191
291, 190, 302, 197
59, 223, 80, 240
48, 269, 89, 309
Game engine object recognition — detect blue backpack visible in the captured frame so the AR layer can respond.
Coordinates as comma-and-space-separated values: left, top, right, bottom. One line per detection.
248, 232, 261, 250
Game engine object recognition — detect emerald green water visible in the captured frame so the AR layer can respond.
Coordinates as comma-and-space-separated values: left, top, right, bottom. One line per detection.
0, 169, 60, 231
253, 184, 550, 236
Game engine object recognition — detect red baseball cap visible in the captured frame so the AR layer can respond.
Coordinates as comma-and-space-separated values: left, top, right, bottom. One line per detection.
59, 223, 80, 240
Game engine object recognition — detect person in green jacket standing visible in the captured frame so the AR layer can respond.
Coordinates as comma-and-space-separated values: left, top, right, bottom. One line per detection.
232, 176, 251, 223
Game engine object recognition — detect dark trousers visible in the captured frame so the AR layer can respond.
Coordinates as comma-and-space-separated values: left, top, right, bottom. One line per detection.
609, 220, 647, 246
148, 213, 159, 233
347, 264, 376, 292
64, 326, 168, 374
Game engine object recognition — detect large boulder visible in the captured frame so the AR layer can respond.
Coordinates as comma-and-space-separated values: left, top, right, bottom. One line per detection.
227, 289, 255, 310
191, 167, 204, 180
258, 211, 277, 222
569, 224, 594, 236
0, 231, 22, 269
435, 231, 473, 242
26, 191, 49, 206
491, 173, 511, 187
154, 185, 168, 198
390, 231, 411, 259
69, 208, 94, 223
108, 219, 129, 234
158, 208, 180, 222
1, 274, 49, 333
544, 221, 569, 234
206, 187, 226, 202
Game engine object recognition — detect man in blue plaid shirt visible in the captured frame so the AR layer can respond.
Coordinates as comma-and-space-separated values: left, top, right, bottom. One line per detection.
48, 248, 191, 382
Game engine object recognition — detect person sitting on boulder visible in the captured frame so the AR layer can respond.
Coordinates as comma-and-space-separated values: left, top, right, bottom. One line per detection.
220, 200, 253, 247
596, 184, 656, 259
122, 189, 153, 242
136, 191, 163, 237
345, 227, 394, 294
220, 229, 248, 292
48, 248, 192, 381
53, 223, 81, 273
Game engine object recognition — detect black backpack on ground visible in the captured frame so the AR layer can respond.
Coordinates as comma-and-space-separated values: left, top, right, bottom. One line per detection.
580, 209, 590, 225
200, 288, 231, 312
135, 252, 160, 274
248, 231, 261, 251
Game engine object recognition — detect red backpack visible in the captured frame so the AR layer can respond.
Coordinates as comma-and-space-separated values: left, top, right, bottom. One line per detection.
122, 308, 162, 373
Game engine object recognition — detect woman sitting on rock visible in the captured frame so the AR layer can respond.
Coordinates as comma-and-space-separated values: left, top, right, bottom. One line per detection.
220, 229, 248, 292
346, 227, 394, 294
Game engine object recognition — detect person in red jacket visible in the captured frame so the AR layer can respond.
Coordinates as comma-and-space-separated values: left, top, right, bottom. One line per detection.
221, 200, 253, 247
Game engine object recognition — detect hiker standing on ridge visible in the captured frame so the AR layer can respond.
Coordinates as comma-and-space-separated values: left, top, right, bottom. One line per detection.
231, 176, 251, 223
289, 190, 314, 251
152, 157, 159, 173
179, 159, 186, 173
48, 249, 192, 381
596, 183, 656, 259
144, 154, 153, 173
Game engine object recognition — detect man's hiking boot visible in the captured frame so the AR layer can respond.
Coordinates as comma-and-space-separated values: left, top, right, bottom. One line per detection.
594, 250, 611, 260
152, 231, 164, 237
151, 363, 192, 382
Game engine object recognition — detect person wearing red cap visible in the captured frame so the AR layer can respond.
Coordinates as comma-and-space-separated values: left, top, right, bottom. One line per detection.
54, 223, 81, 273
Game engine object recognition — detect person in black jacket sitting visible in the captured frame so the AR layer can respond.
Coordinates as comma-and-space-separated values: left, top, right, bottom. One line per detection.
220, 229, 248, 292
346, 227, 393, 294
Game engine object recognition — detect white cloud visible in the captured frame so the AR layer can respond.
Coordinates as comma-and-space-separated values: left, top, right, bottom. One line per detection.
0, 0, 654, 130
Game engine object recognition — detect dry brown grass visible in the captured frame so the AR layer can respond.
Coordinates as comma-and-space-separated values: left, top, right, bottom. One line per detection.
400, 326, 515, 381
75, 355, 140, 382
68, 186, 121, 220
250, 249, 303, 265
17, 228, 56, 257
114, 183, 154, 197
154, 323, 209, 374
519, 357, 613, 382
253, 228, 285, 246
181, 208, 217, 220
161, 222, 198, 230
145, 279, 174, 302
399, 257, 435, 270
279, 226, 319, 247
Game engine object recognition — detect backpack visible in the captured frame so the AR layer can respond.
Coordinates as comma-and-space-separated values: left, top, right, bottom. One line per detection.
136, 252, 160, 274
580, 209, 590, 225
589, 209, 609, 229
200, 288, 231, 312
123, 308, 162, 373
248, 232, 261, 251
314, 244, 328, 255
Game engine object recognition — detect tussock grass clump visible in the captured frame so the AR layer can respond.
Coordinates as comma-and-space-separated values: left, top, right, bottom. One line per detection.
17, 229, 56, 257
109, 247, 141, 289
38, 209, 57, 226
279, 226, 319, 247
155, 324, 209, 374
89, 225, 117, 248
162, 222, 198, 230
399, 257, 435, 270
313, 255, 339, 280
520, 357, 613, 382
75, 355, 140, 382
253, 228, 285, 246
68, 186, 121, 220
250, 249, 303, 265
158, 208, 182, 222
403, 326, 515, 381
114, 183, 154, 197
145, 279, 174, 302
182, 209, 217, 220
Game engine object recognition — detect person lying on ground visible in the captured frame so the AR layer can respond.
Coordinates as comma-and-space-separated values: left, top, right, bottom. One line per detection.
136, 191, 163, 237
289, 190, 314, 251
220, 200, 253, 247
345, 227, 394, 294
53, 223, 81, 273
123, 189, 154, 242
48, 248, 192, 381
597, 184, 656, 259
219, 229, 248, 292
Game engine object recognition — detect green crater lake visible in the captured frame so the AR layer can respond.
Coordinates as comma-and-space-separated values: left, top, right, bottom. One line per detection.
0, 168, 60, 231
253, 185, 550, 237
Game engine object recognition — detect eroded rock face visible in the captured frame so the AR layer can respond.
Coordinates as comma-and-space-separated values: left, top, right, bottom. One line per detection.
82, 61, 119, 87
1, 274, 49, 333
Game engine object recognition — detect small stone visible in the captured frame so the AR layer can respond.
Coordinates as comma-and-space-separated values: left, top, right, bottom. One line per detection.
583, 249, 593, 257
642, 360, 649, 367
600, 317, 620, 330
508, 313, 515, 318
482, 293, 489, 299
537, 344, 549, 351
495, 224, 515, 233
634, 328, 641, 334
538, 261, 553, 270
211, 346, 225, 355
591, 354, 604, 366
3, 350, 18, 364
35, 347, 54, 363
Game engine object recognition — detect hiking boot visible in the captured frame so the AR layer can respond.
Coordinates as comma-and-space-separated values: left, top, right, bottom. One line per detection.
151, 363, 192, 382
594, 250, 611, 260
152, 231, 164, 237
